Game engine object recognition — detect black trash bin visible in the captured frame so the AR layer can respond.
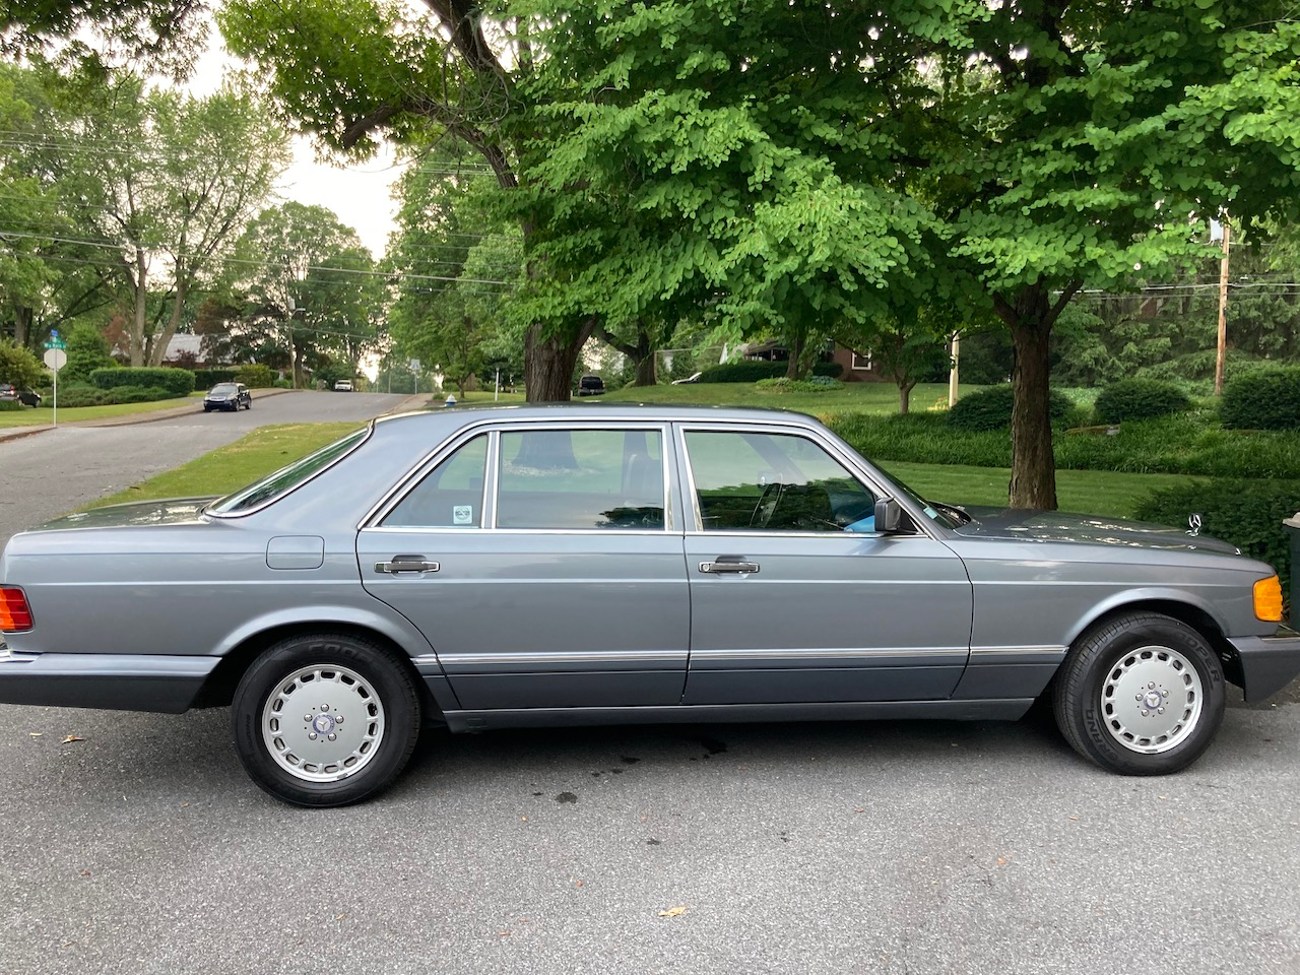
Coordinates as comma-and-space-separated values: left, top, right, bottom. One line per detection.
1287, 512, 1300, 622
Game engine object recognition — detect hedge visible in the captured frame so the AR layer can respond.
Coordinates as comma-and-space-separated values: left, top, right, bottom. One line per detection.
697, 360, 843, 383
193, 368, 238, 388
1134, 478, 1299, 604
1221, 367, 1300, 431
54, 384, 178, 407
91, 366, 195, 397
1094, 378, 1192, 424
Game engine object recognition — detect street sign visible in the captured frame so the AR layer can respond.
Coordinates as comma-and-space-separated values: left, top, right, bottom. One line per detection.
43, 348, 67, 371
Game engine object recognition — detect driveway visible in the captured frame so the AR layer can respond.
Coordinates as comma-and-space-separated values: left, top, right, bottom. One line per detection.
1, 390, 1298, 974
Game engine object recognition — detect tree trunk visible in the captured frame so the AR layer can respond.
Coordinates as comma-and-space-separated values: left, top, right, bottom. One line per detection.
898, 380, 916, 415
524, 319, 594, 402
634, 350, 657, 386
149, 279, 188, 367
14, 307, 32, 349
785, 330, 806, 379
1008, 315, 1056, 509
130, 249, 149, 367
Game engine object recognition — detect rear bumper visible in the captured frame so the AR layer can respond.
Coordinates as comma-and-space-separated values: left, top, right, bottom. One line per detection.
0, 646, 218, 713
1228, 628, 1300, 702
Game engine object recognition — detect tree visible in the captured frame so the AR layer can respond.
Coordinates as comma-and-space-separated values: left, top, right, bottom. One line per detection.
219, 0, 592, 401
0, 341, 46, 388
514, 0, 1300, 508
1, 0, 204, 73
223, 202, 375, 387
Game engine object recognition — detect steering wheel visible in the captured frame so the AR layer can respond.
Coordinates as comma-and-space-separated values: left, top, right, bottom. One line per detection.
749, 481, 785, 529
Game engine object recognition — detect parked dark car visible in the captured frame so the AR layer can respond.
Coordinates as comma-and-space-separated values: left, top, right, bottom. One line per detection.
577, 375, 605, 396
1, 406, 1298, 808
203, 382, 251, 412
0, 384, 41, 407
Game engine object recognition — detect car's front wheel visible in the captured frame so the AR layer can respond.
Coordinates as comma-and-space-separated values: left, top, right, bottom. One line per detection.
232, 633, 422, 806
1053, 611, 1225, 775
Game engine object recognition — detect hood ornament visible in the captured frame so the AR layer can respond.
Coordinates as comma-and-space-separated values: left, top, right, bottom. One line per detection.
1186, 513, 1202, 537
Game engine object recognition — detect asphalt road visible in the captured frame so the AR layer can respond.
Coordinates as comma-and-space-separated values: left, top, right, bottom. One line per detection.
1, 393, 1298, 974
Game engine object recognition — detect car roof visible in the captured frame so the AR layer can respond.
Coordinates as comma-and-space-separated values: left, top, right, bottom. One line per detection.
372, 403, 825, 429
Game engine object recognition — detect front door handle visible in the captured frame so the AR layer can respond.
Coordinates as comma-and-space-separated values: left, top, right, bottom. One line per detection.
699, 558, 760, 574
375, 556, 441, 574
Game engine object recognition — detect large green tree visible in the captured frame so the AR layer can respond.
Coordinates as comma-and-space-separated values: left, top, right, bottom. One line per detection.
514, 0, 1300, 508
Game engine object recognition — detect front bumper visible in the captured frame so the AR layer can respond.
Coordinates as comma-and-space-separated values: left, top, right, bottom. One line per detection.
1228, 627, 1300, 702
0, 645, 218, 713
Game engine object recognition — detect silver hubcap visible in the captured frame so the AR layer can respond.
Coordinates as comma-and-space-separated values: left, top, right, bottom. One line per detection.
1101, 645, 1203, 754
261, 665, 385, 782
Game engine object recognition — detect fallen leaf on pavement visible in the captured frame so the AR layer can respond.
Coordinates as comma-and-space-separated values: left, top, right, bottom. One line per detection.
658, 905, 688, 918
61, 735, 84, 744
995, 856, 1009, 868
28, 732, 42, 738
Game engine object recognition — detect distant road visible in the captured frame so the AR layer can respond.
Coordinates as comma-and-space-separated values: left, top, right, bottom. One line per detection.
0, 390, 414, 551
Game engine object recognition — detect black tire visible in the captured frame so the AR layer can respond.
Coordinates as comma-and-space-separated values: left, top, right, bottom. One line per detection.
1053, 612, 1225, 775
203, 406, 211, 413
232, 633, 422, 807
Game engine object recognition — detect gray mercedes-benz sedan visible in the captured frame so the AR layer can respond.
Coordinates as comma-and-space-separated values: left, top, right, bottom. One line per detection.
2, 406, 1298, 806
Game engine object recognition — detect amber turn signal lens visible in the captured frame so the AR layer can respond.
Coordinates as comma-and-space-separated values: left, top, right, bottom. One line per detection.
1253, 575, 1284, 623
0, 586, 33, 632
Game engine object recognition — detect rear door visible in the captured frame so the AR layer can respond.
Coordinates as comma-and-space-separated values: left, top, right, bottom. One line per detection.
678, 422, 973, 704
357, 422, 690, 711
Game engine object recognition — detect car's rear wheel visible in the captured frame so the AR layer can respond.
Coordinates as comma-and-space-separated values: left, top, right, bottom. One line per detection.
1053, 611, 1225, 775
232, 633, 421, 806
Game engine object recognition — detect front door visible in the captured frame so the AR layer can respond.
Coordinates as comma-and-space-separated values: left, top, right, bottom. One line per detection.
678, 424, 972, 705
358, 424, 689, 711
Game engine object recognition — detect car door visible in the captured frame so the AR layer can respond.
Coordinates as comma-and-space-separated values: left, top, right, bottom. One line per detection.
357, 422, 690, 711
677, 422, 973, 704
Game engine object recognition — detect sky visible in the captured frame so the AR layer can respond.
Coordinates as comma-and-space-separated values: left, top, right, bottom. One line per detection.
187, 29, 406, 259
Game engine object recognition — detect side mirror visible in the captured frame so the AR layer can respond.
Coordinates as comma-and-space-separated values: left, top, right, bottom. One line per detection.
874, 497, 905, 534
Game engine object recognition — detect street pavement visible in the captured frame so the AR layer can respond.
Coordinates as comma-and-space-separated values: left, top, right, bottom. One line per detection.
0, 392, 1298, 974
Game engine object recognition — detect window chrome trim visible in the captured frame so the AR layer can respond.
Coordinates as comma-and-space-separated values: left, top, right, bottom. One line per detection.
363, 419, 675, 534
672, 420, 939, 541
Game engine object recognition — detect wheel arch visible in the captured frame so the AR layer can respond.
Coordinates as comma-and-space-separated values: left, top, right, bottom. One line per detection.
1066, 597, 1241, 688
192, 620, 448, 719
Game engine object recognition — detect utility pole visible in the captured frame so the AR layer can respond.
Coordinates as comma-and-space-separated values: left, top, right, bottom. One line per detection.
1214, 218, 1231, 396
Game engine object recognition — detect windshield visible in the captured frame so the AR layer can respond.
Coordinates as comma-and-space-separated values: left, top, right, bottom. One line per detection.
207, 427, 370, 515
210, 384, 238, 393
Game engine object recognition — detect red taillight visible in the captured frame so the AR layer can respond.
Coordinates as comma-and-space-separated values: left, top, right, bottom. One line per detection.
0, 586, 33, 631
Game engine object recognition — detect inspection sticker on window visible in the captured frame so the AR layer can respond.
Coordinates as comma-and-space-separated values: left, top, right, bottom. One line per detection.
453, 505, 474, 525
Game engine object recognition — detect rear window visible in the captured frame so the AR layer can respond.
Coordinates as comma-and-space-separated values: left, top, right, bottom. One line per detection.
208, 427, 370, 515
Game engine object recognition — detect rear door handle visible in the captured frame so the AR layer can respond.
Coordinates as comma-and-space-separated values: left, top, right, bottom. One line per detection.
699, 558, 760, 574
375, 556, 441, 574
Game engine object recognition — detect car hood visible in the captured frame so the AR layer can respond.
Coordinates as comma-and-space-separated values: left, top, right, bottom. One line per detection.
949, 506, 1241, 556
32, 498, 218, 532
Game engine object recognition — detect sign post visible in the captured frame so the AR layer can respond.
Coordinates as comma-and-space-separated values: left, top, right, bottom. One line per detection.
43, 330, 67, 427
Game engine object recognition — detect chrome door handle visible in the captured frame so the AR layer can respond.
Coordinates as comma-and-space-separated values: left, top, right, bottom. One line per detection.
699, 560, 760, 574
375, 558, 441, 574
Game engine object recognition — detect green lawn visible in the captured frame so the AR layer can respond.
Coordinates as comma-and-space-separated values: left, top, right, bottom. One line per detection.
92, 422, 361, 508
599, 380, 973, 416
0, 393, 204, 427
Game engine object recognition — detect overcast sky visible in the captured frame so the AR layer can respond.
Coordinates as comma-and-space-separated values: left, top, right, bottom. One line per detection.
187, 29, 405, 259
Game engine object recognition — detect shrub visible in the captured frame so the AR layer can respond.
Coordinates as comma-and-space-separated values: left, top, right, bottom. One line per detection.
91, 366, 194, 397
0, 341, 47, 389
1221, 367, 1300, 431
0, 399, 22, 412
234, 363, 276, 388
947, 384, 1077, 431
53, 385, 111, 407
698, 360, 841, 383
272, 378, 293, 389
755, 377, 844, 393
1094, 378, 1192, 424
1134, 478, 1300, 604
193, 368, 238, 388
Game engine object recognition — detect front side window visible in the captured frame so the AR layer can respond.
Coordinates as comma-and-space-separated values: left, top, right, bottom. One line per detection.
684, 430, 877, 533
496, 429, 665, 530
383, 435, 488, 528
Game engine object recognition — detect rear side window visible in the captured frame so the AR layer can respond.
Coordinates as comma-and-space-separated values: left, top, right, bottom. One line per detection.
383, 435, 488, 528
209, 427, 369, 515
496, 429, 665, 530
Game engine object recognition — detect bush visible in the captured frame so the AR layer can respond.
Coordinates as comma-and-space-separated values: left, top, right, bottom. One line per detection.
53, 384, 111, 407
1094, 378, 1192, 424
234, 363, 276, 388
755, 376, 843, 393
1221, 367, 1300, 431
697, 360, 842, 383
272, 378, 293, 389
0, 399, 22, 412
91, 366, 194, 397
1134, 478, 1299, 603
0, 341, 47, 389
193, 368, 238, 388
947, 384, 1077, 431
